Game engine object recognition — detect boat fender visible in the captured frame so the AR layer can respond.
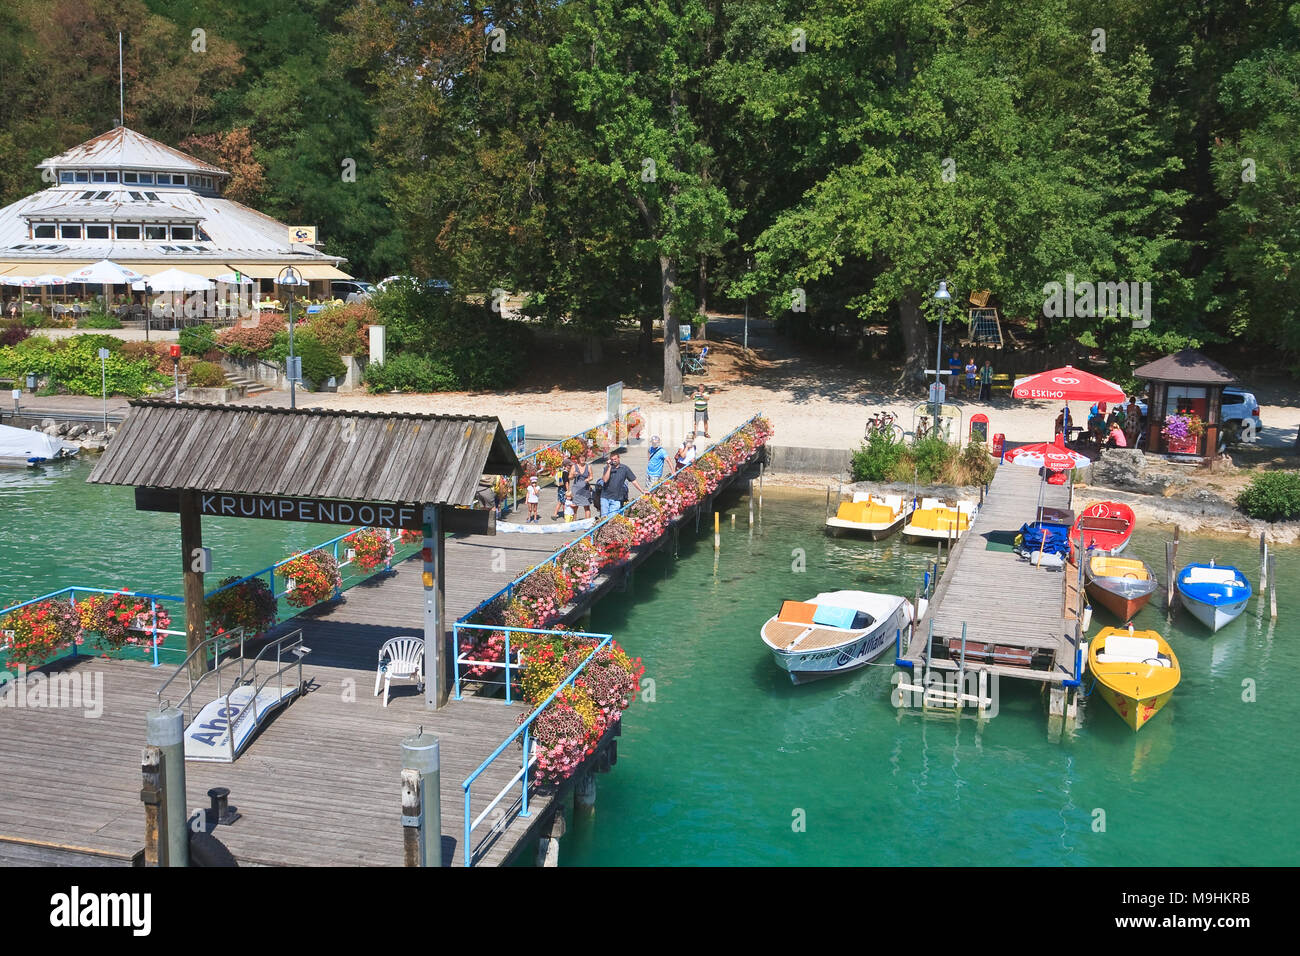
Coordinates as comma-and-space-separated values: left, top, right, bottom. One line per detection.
1014, 533, 1023, 547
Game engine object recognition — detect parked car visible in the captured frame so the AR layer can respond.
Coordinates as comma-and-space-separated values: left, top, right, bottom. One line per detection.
376, 275, 452, 294
330, 280, 375, 302
1132, 387, 1261, 443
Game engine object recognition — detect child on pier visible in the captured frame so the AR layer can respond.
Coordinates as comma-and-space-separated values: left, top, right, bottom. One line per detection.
526, 476, 540, 522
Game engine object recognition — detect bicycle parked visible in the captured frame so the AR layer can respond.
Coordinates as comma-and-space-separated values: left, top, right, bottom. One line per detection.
865, 410, 905, 443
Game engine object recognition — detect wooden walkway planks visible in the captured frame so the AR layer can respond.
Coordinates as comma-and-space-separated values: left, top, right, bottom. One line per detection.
905, 463, 1076, 679
0, 433, 757, 867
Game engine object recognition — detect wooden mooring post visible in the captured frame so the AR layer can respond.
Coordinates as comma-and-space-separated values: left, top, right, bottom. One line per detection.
1269, 554, 1277, 620
1165, 537, 1179, 610
1260, 533, 1268, 592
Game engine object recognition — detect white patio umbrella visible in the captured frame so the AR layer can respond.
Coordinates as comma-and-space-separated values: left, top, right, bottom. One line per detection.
130, 268, 211, 293
63, 259, 147, 284
214, 272, 255, 285
62, 259, 148, 312
20, 274, 68, 287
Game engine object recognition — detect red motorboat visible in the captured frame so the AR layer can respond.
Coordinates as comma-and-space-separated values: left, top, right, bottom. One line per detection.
1070, 501, 1135, 555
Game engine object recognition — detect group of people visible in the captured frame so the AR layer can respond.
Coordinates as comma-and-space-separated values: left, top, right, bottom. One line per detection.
1053, 396, 1143, 449
524, 429, 707, 523
947, 352, 995, 400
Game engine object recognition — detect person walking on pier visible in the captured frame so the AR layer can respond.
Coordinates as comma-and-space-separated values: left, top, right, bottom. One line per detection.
552, 452, 571, 520
646, 435, 671, 482
525, 476, 540, 521
694, 386, 711, 437
599, 452, 646, 517
568, 452, 594, 520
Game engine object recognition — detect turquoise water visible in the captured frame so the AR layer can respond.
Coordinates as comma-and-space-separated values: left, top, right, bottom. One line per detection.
0, 458, 367, 659
4, 462, 1298, 865
562, 488, 1300, 866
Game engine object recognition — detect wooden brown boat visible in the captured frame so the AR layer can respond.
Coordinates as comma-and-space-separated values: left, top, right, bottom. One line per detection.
1084, 554, 1158, 621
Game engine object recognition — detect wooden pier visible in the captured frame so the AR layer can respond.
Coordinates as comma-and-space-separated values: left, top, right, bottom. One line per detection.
0, 433, 760, 867
898, 461, 1086, 731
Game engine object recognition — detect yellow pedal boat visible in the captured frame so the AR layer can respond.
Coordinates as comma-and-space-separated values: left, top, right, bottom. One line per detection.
900, 497, 976, 543
1087, 627, 1180, 732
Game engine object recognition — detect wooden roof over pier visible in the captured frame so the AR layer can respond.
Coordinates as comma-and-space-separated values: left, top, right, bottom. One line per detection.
88, 401, 519, 505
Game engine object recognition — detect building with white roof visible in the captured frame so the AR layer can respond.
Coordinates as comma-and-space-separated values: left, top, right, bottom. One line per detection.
0, 126, 351, 299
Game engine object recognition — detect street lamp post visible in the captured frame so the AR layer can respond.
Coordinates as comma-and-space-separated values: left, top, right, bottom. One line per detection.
278, 267, 305, 408
933, 281, 952, 422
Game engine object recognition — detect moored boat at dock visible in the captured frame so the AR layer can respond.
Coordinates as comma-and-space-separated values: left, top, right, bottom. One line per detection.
901, 497, 976, 543
1085, 554, 1158, 620
825, 492, 911, 539
1087, 626, 1180, 731
0, 423, 77, 467
1176, 561, 1251, 632
761, 590, 918, 684
1070, 501, 1135, 555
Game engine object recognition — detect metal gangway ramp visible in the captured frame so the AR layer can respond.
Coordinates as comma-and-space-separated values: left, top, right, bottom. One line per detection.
157, 629, 310, 763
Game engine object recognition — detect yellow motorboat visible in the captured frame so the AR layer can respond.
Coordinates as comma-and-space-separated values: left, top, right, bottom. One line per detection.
825, 493, 911, 539
901, 497, 976, 543
1087, 626, 1180, 732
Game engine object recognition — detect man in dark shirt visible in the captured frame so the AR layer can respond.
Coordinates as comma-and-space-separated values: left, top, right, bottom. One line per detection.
599, 452, 646, 516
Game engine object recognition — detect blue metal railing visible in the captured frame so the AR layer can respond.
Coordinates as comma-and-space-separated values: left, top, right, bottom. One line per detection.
452, 621, 533, 704
518, 407, 641, 473
503, 408, 641, 513
1, 526, 417, 671
0, 586, 185, 670
463, 413, 765, 626
460, 628, 613, 867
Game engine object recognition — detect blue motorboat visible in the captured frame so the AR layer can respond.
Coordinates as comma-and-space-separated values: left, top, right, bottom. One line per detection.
1176, 561, 1252, 632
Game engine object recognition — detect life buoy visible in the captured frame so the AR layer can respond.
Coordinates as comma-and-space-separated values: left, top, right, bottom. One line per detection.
1123, 572, 1139, 579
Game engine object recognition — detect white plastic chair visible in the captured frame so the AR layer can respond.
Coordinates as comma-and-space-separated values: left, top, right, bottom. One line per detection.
374, 637, 425, 707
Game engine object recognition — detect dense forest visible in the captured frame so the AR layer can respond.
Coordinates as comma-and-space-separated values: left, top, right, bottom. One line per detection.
0, 0, 1296, 399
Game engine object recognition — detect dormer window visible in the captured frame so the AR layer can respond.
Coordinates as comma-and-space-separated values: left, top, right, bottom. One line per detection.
123, 172, 138, 183
171, 225, 195, 241
33, 224, 56, 239
137, 172, 154, 184
59, 224, 81, 239
115, 224, 141, 240
86, 225, 110, 239
144, 225, 167, 240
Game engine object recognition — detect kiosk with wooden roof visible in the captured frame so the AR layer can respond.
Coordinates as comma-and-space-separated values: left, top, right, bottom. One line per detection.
1133, 349, 1238, 458
88, 400, 519, 709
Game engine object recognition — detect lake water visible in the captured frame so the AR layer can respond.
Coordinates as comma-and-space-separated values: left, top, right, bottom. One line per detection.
3, 462, 1297, 865
562, 487, 1300, 866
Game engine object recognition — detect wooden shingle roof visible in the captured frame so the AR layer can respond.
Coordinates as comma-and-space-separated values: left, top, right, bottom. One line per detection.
1133, 349, 1238, 385
88, 401, 519, 506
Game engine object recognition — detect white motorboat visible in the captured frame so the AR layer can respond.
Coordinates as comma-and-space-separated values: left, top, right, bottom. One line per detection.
760, 590, 921, 684
0, 423, 77, 467
825, 492, 912, 539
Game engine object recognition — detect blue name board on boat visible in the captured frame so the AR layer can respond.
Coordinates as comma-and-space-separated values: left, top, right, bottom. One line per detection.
507, 424, 525, 454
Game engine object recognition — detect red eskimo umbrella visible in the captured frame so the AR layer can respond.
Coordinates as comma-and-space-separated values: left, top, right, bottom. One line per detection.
1011, 365, 1126, 403
1003, 435, 1091, 472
